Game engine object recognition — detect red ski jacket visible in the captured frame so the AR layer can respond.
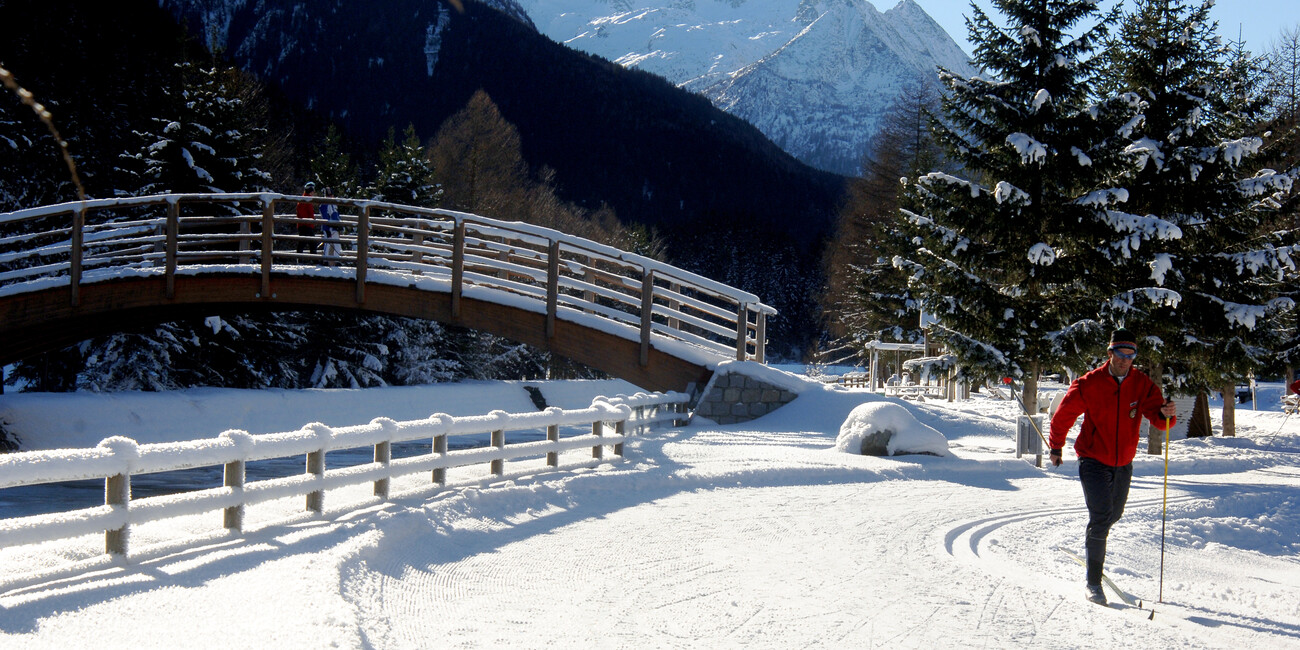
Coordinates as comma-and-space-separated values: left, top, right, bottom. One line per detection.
1049, 363, 1174, 467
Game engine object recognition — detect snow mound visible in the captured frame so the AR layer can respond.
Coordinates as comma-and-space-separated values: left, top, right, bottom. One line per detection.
834, 402, 951, 457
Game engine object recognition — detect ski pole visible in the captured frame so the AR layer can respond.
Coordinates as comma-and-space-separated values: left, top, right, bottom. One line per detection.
1001, 376, 1051, 448
1157, 408, 1173, 605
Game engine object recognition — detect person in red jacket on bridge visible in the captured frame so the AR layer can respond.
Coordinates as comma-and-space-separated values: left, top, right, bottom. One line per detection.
1049, 328, 1177, 605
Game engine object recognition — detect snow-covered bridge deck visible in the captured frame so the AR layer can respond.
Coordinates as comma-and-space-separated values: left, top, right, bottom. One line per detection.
0, 193, 775, 392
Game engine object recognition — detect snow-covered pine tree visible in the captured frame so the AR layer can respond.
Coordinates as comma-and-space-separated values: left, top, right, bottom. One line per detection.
899, 0, 1159, 410
1101, 0, 1296, 436
118, 60, 271, 197
309, 123, 362, 199
369, 123, 440, 207
69, 60, 284, 393
1262, 27, 1300, 387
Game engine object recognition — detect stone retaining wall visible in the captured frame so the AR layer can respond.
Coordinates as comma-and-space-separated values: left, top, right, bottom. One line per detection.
692, 370, 798, 425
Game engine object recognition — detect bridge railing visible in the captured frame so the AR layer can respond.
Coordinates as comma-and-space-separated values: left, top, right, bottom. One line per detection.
0, 193, 775, 362
0, 392, 688, 566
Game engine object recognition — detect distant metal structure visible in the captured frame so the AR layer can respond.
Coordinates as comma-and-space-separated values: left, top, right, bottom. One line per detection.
0, 193, 775, 392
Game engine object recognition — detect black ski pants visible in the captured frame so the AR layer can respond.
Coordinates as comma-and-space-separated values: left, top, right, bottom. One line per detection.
1078, 457, 1133, 586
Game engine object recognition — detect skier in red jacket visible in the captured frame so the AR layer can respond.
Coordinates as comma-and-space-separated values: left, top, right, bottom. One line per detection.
1049, 328, 1177, 605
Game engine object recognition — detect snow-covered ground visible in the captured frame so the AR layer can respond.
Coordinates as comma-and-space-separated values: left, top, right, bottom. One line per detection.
0, 373, 1297, 648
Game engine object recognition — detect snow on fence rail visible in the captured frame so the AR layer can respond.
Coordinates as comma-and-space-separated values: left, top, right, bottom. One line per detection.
0, 193, 775, 363
0, 392, 689, 559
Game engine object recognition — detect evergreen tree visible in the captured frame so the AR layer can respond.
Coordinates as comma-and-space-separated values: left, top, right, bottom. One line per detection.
309, 123, 362, 199
1262, 27, 1300, 384
898, 0, 1158, 409
370, 123, 440, 207
823, 81, 948, 356
117, 60, 272, 197
1102, 0, 1296, 436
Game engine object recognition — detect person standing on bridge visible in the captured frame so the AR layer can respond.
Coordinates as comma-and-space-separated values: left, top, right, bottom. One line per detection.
295, 182, 319, 258
1048, 328, 1176, 605
320, 186, 342, 266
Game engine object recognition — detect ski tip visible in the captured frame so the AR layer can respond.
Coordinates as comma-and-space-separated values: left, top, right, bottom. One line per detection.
1148, 610, 1155, 621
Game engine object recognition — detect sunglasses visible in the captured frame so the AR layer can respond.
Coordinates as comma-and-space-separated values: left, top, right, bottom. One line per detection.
1110, 347, 1137, 360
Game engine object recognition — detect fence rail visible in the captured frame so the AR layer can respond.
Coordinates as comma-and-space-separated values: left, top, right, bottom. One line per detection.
0, 193, 774, 363
0, 392, 689, 559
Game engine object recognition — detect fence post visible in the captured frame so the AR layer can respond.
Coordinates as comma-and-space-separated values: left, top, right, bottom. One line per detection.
105, 473, 130, 556
432, 433, 448, 485
675, 401, 688, 427
260, 197, 274, 298
755, 309, 766, 364
165, 200, 179, 299
490, 429, 505, 476
735, 302, 749, 361
640, 269, 655, 366
546, 424, 559, 467
70, 206, 84, 307
546, 240, 560, 339
306, 449, 325, 513
614, 420, 626, 457
451, 220, 465, 319
374, 440, 391, 499
355, 204, 369, 304
223, 460, 245, 531
592, 421, 603, 460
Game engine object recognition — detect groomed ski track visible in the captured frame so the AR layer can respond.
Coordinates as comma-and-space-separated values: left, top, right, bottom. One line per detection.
338, 425, 1296, 648
2, 387, 1297, 649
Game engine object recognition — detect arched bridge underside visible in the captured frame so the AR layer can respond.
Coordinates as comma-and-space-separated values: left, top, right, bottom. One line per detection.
0, 194, 775, 393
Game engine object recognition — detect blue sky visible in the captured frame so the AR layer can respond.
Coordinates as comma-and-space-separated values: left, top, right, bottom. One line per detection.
913, 0, 1297, 56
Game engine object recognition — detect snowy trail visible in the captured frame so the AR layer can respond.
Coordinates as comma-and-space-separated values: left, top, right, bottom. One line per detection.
1, 380, 1298, 648
333, 417, 1297, 649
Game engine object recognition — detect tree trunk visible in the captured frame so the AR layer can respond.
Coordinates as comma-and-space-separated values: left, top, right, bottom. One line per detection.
1187, 392, 1213, 437
1222, 383, 1236, 437
1023, 362, 1040, 414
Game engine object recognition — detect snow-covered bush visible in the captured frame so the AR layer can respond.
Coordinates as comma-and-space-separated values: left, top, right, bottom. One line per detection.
834, 402, 950, 457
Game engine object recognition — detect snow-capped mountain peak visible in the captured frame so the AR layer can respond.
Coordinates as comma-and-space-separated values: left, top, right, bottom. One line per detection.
517, 0, 977, 175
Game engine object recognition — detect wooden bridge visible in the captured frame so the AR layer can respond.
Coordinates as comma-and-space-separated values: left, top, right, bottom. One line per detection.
0, 193, 774, 392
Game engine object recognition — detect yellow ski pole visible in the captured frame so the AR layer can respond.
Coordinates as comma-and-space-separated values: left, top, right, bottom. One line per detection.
1157, 407, 1173, 607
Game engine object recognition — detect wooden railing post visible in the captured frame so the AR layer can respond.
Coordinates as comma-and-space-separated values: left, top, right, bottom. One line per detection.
105, 473, 129, 555
410, 221, 425, 274
592, 421, 603, 460
735, 302, 749, 361
546, 424, 559, 467
306, 449, 325, 513
668, 282, 681, 332
490, 429, 505, 476
755, 310, 767, 364
238, 210, 253, 264
223, 460, 245, 531
355, 205, 370, 304
451, 220, 465, 319
582, 264, 596, 313
640, 269, 655, 366
70, 206, 84, 307
546, 240, 560, 339
432, 433, 448, 485
260, 198, 274, 298
165, 199, 179, 299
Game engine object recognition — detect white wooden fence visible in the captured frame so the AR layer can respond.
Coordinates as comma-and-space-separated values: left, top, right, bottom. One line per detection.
0, 392, 688, 559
